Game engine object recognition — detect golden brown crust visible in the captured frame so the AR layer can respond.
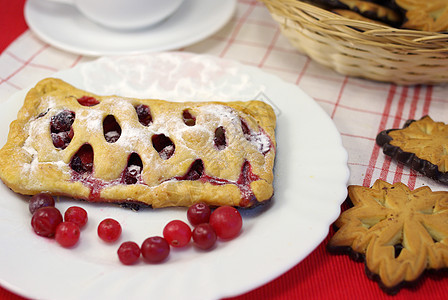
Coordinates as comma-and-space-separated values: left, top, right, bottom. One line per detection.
0, 78, 276, 208
328, 180, 448, 291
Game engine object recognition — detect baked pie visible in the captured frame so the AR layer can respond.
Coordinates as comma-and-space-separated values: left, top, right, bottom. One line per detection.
0, 78, 276, 208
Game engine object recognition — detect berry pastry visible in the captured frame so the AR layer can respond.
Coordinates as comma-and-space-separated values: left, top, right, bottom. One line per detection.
0, 78, 276, 208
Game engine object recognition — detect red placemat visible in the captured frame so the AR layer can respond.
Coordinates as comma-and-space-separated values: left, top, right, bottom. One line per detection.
0, 0, 28, 54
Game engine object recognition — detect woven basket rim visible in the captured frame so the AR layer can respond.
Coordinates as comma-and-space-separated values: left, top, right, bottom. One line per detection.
259, 0, 448, 85
260, 0, 448, 50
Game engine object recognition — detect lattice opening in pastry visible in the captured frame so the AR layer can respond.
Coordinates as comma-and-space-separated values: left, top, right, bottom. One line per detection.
177, 159, 204, 181
135, 104, 152, 126
70, 143, 94, 174
50, 110, 75, 149
152, 134, 175, 160
121, 152, 143, 184
182, 109, 196, 126
103, 115, 121, 143
214, 126, 226, 150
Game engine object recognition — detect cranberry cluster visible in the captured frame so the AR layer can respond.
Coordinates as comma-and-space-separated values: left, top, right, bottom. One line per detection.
117, 203, 243, 265
28, 194, 243, 266
30, 193, 87, 248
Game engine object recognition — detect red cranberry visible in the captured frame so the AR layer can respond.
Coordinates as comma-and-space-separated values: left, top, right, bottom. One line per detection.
55, 222, 80, 247
141, 236, 170, 263
97, 218, 122, 243
192, 223, 217, 250
163, 220, 192, 248
64, 206, 88, 228
51, 110, 75, 132
187, 202, 211, 226
31, 207, 63, 237
209, 206, 242, 240
29, 193, 55, 215
117, 241, 141, 265
50, 110, 75, 149
77, 96, 99, 106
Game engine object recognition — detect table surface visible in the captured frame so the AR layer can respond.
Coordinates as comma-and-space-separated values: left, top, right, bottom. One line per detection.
1, 1, 448, 299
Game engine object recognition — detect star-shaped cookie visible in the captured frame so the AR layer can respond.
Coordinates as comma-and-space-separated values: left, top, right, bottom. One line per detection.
376, 116, 448, 184
328, 180, 448, 293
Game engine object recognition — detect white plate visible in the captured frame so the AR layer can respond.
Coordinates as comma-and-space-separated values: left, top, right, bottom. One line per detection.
24, 0, 236, 56
0, 52, 349, 300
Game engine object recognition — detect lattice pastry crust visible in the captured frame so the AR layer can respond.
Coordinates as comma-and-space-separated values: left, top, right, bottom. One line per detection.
0, 78, 276, 208
328, 180, 448, 293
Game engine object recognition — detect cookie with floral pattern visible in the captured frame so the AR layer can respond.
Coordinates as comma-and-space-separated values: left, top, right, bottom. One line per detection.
376, 116, 448, 184
328, 180, 448, 293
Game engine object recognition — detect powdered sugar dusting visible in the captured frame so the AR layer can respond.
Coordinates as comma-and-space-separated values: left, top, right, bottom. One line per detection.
247, 130, 271, 154
77, 109, 103, 133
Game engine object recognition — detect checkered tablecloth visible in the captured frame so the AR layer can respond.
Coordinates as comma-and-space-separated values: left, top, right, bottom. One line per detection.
1, 0, 448, 299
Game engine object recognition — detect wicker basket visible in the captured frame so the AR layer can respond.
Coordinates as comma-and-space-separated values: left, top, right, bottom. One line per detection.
259, 0, 448, 85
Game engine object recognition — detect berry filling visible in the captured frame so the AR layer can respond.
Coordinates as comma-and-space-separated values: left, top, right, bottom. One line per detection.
182, 109, 196, 126
240, 118, 272, 155
77, 96, 100, 106
177, 159, 204, 181
214, 126, 226, 150
70, 151, 145, 201
173, 159, 260, 207
68, 141, 259, 205
135, 104, 152, 126
50, 110, 75, 149
70, 144, 94, 174
103, 115, 121, 143
237, 161, 260, 207
121, 153, 143, 184
152, 134, 175, 160
51, 129, 74, 149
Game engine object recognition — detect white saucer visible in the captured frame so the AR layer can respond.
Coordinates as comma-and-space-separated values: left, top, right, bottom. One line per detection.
24, 0, 236, 56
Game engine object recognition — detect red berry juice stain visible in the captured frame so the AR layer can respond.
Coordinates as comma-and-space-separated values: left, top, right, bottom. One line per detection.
172, 159, 260, 207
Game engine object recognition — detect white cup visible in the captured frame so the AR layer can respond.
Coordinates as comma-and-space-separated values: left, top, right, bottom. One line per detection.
46, 0, 185, 30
